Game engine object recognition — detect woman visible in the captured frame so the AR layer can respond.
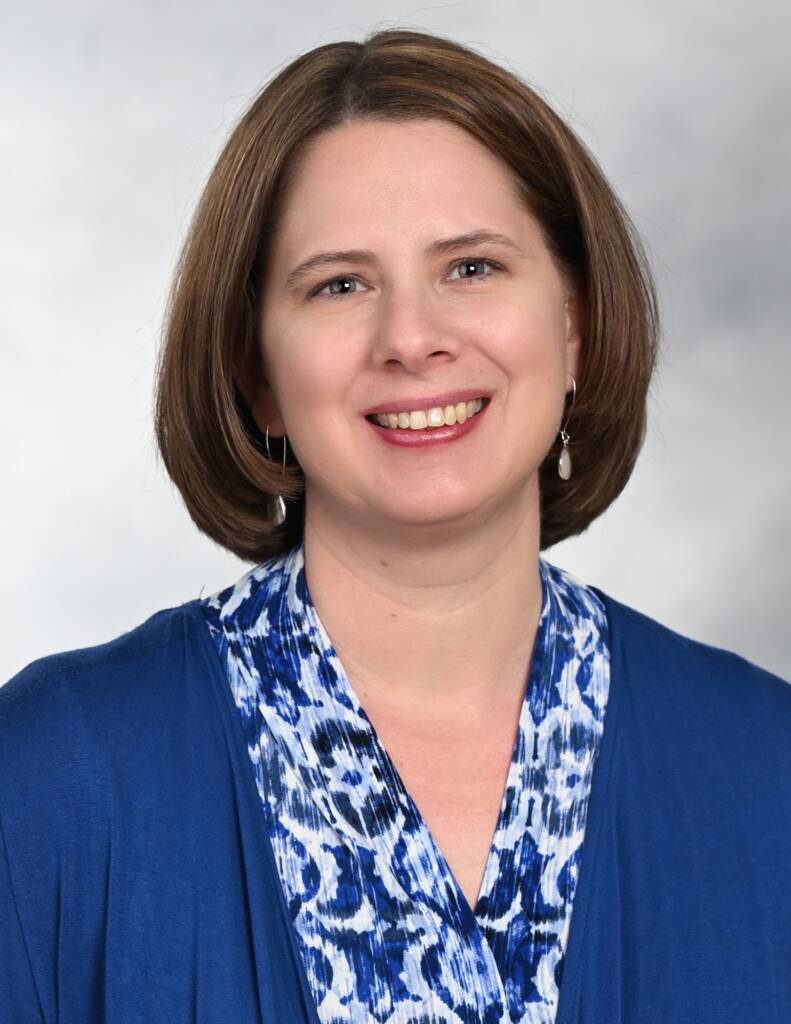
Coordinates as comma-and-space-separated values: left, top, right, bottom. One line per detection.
1, 27, 789, 1024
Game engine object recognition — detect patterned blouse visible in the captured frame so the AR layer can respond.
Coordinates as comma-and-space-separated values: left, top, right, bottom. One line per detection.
200, 542, 611, 1024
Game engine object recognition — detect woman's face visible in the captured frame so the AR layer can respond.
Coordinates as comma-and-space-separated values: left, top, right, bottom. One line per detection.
249, 117, 581, 535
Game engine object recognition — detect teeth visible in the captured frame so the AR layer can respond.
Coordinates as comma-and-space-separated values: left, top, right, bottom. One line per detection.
372, 397, 485, 430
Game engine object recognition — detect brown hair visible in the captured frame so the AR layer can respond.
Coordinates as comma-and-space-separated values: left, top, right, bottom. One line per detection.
154, 28, 659, 562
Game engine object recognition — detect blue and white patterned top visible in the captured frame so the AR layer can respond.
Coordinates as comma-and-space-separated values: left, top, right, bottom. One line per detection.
200, 541, 611, 1024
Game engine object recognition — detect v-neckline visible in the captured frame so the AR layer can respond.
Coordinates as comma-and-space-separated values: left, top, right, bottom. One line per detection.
198, 544, 620, 1024
292, 547, 557, 925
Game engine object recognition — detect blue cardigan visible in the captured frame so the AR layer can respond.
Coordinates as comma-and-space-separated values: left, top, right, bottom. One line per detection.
1, 586, 790, 1023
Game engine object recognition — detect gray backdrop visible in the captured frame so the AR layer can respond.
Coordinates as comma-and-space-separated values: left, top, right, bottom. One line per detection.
2, 0, 789, 683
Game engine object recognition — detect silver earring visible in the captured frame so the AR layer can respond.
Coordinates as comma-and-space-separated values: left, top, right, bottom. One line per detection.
265, 423, 288, 525
558, 376, 576, 480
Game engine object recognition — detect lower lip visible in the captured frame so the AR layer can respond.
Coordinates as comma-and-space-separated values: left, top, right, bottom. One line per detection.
364, 399, 490, 447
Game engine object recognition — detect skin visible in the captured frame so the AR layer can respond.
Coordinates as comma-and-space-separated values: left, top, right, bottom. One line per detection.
243, 116, 582, 909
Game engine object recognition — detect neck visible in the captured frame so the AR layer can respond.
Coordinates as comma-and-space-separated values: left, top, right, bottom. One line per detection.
301, 481, 544, 714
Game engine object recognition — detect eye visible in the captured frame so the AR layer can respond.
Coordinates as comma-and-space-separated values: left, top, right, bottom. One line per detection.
448, 257, 502, 282
310, 257, 502, 300
312, 275, 365, 299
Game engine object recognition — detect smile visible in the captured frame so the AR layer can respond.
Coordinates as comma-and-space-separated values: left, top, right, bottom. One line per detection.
367, 397, 486, 430
364, 397, 490, 448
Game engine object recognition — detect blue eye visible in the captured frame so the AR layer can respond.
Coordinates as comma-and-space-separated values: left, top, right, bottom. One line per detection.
313, 275, 363, 299
449, 258, 500, 280
310, 257, 501, 299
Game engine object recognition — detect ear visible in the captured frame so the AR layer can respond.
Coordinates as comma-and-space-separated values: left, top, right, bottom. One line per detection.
237, 345, 286, 437
564, 293, 586, 391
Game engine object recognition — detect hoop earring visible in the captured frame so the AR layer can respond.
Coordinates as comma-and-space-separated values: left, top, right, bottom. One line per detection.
558, 376, 576, 480
265, 423, 288, 525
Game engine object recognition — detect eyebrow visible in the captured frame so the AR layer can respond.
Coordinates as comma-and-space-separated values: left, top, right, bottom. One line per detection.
282, 230, 528, 291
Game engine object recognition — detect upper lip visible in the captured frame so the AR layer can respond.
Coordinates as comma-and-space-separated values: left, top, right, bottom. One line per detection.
363, 389, 491, 416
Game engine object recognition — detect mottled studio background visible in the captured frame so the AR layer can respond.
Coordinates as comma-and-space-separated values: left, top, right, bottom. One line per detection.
2, 1, 789, 683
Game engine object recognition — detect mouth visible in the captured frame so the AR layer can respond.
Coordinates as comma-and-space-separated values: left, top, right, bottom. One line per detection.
364, 396, 491, 449
365, 396, 490, 431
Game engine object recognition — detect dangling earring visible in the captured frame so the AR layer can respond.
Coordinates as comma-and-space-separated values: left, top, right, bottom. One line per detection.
558, 376, 576, 480
265, 423, 288, 525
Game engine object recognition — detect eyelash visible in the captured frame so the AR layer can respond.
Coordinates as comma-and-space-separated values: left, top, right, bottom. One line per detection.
309, 257, 504, 299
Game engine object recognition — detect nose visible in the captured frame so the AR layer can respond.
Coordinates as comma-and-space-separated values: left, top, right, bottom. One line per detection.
370, 282, 460, 373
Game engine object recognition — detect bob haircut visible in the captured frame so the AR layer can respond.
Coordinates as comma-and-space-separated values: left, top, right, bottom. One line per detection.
155, 28, 659, 563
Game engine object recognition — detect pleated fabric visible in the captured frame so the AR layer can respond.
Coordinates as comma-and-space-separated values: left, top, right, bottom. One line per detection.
202, 543, 611, 1024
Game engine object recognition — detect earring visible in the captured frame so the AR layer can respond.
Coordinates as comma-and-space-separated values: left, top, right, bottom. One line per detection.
265, 423, 288, 525
558, 376, 576, 480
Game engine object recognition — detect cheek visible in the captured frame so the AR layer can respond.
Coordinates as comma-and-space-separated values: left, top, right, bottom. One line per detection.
482, 299, 566, 381
264, 317, 362, 432
482, 304, 567, 451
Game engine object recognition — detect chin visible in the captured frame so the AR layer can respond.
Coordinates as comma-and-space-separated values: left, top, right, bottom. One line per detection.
372, 494, 495, 530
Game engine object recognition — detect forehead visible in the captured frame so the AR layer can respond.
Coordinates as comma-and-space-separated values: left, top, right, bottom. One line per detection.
272, 118, 532, 254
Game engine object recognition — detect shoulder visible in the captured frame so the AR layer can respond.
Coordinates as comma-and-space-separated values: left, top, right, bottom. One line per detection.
0, 599, 228, 908
1, 600, 207, 735
0, 600, 241, 1016
593, 585, 791, 762
0, 600, 213, 820
597, 585, 789, 688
